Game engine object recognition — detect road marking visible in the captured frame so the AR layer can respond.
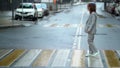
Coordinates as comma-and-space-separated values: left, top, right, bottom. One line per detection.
103, 50, 120, 67
0, 49, 25, 67
72, 24, 80, 49
88, 51, 103, 67
77, 10, 85, 49
51, 50, 70, 67
73, 7, 85, 49
116, 50, 120, 58
13, 49, 41, 67
44, 23, 120, 28
43, 23, 78, 28
0, 49, 13, 59
50, 23, 57, 27
32, 50, 55, 66
64, 24, 71, 28
71, 50, 85, 67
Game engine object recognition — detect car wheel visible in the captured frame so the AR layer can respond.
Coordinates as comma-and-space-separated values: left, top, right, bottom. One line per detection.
15, 15, 19, 20
15, 15, 22, 20
40, 15, 44, 18
32, 17, 37, 21
15, 17, 18, 20
45, 13, 49, 16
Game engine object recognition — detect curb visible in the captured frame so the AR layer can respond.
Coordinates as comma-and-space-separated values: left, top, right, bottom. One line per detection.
51, 10, 64, 13
0, 24, 24, 29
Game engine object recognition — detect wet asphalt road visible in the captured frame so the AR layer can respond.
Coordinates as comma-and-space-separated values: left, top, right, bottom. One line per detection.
0, 3, 120, 50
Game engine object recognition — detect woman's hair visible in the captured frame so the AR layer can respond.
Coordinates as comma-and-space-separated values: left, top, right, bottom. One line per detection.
87, 3, 96, 14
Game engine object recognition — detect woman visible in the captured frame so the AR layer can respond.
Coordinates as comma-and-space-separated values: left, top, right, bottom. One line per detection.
85, 3, 99, 57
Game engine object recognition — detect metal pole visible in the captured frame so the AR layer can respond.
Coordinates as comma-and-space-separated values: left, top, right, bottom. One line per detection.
60, 0, 61, 10
104, 0, 106, 10
22, 0, 23, 21
12, 0, 14, 20
71, 0, 73, 6
49, 0, 50, 10
11, 0, 14, 26
61, 0, 63, 10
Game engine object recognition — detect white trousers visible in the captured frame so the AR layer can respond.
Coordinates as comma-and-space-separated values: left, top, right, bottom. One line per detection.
88, 34, 97, 54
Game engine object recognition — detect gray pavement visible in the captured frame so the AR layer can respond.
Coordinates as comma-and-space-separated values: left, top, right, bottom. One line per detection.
0, 2, 120, 50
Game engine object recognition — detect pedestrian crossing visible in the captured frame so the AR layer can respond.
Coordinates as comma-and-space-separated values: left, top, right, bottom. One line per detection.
43, 23, 120, 28
71, 50, 85, 67
13, 49, 41, 67
103, 50, 120, 67
0, 49, 120, 68
0, 49, 25, 67
33, 50, 55, 66
87, 51, 103, 67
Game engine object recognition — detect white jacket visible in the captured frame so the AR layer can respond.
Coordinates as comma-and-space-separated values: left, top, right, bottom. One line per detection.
85, 12, 97, 34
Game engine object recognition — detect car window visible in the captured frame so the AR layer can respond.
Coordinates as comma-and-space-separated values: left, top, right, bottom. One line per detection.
41, 4, 47, 9
18, 4, 33, 8
35, 3, 47, 9
35, 4, 42, 9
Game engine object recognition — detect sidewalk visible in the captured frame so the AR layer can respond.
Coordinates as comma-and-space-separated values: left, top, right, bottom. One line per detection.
0, 19, 22, 28
0, 18, 35, 28
0, 11, 12, 17
0, 11, 21, 28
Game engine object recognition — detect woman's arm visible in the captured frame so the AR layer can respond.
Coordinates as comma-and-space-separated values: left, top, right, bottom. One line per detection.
87, 14, 96, 33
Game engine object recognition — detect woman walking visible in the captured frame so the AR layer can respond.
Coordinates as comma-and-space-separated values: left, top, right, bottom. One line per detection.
85, 3, 99, 57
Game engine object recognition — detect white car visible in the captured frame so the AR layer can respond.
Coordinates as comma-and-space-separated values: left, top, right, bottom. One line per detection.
106, 2, 116, 14
35, 3, 49, 16
35, 3, 44, 18
15, 3, 44, 21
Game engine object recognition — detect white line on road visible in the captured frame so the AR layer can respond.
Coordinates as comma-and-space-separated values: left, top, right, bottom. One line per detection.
77, 10, 85, 49
73, 6, 85, 49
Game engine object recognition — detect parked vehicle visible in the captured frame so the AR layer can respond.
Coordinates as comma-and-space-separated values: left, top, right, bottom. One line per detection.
106, 0, 120, 16
15, 3, 44, 21
115, 3, 120, 16
106, 2, 116, 14
35, 3, 49, 16
35, 3, 44, 18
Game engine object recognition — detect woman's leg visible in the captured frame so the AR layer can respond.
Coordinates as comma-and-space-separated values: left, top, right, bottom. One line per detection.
88, 34, 97, 54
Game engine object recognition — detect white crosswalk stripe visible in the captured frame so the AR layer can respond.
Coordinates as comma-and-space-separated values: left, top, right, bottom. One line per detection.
0, 49, 13, 59
87, 51, 104, 67
51, 49, 70, 67
32, 50, 55, 66
13, 49, 41, 67
71, 50, 85, 67
116, 50, 120, 57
